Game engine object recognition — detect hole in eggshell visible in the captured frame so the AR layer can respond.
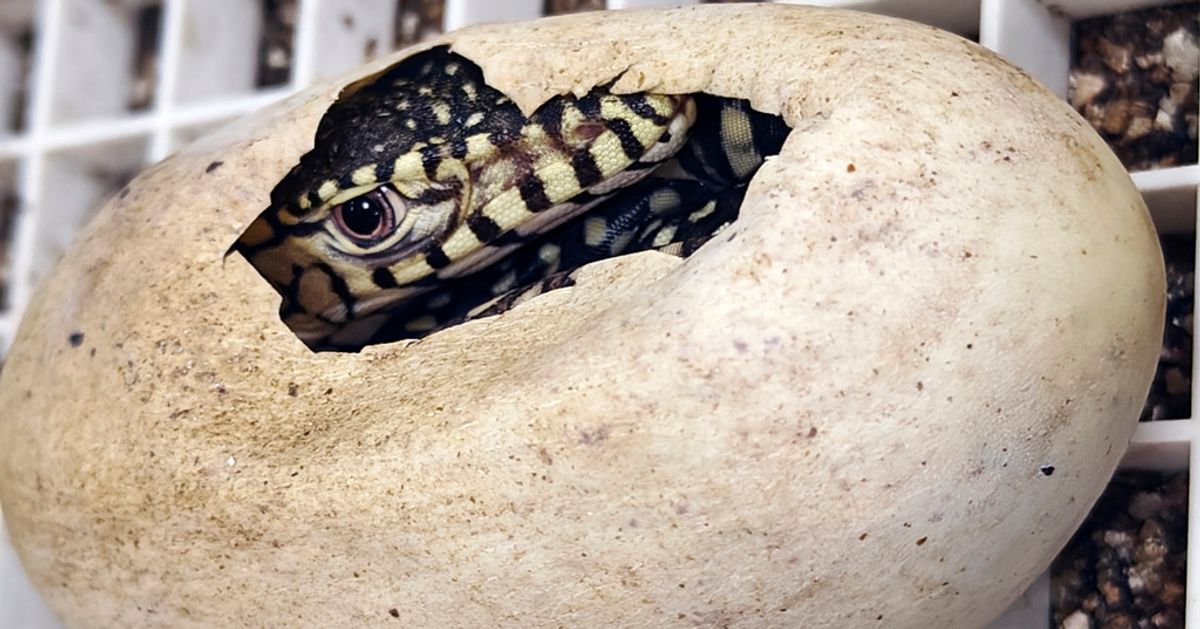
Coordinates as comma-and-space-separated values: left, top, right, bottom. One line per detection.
233, 46, 793, 352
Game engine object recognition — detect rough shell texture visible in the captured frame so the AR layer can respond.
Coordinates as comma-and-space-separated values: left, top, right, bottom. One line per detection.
0, 5, 1165, 628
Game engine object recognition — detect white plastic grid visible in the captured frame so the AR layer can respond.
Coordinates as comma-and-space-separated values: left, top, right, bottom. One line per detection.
0, 1, 1195, 627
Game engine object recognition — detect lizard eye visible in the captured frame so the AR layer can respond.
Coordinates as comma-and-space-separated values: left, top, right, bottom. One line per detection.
332, 187, 403, 243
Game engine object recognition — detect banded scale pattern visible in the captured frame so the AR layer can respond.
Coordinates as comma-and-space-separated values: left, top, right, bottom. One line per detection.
359, 94, 791, 347
237, 47, 694, 349
236, 47, 790, 351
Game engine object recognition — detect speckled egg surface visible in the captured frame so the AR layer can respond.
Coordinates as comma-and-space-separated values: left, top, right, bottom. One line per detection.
0, 5, 1164, 628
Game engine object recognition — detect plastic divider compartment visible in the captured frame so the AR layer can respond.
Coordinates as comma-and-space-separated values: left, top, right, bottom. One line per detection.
173, 0, 275, 105
1051, 457, 1190, 627
167, 117, 234, 153
1140, 168, 1200, 235
300, 0, 403, 85
1127, 420, 1194, 471
992, 439, 1194, 629
294, 1, 447, 90
1141, 229, 1195, 422
782, 0, 981, 39
604, 0, 698, 7
395, 0, 446, 47
32, 135, 150, 287
443, 0, 540, 31
0, 517, 59, 629
992, 574, 1051, 629
981, 0, 1200, 223
0, 2, 35, 138
543, 0, 606, 15
258, 0, 296, 89
46, 0, 163, 125
1071, 4, 1197, 172
0, 160, 18, 314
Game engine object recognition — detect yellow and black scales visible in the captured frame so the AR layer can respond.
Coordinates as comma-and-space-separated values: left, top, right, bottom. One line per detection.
237, 47, 790, 351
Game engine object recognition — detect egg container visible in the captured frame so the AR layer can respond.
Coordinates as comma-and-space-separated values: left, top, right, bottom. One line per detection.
0, 0, 1195, 627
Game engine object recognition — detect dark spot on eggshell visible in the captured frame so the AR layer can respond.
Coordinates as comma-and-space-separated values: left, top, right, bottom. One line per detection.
579, 425, 611, 445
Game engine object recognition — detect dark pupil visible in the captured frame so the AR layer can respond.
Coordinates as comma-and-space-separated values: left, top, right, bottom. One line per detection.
344, 197, 383, 236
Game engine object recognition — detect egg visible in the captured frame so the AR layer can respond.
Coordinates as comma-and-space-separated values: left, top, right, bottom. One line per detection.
0, 5, 1164, 628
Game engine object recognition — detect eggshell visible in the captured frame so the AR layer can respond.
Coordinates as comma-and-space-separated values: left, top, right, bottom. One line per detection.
0, 5, 1164, 628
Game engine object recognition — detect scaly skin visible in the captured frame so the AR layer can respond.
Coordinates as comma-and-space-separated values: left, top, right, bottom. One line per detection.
236, 47, 788, 351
